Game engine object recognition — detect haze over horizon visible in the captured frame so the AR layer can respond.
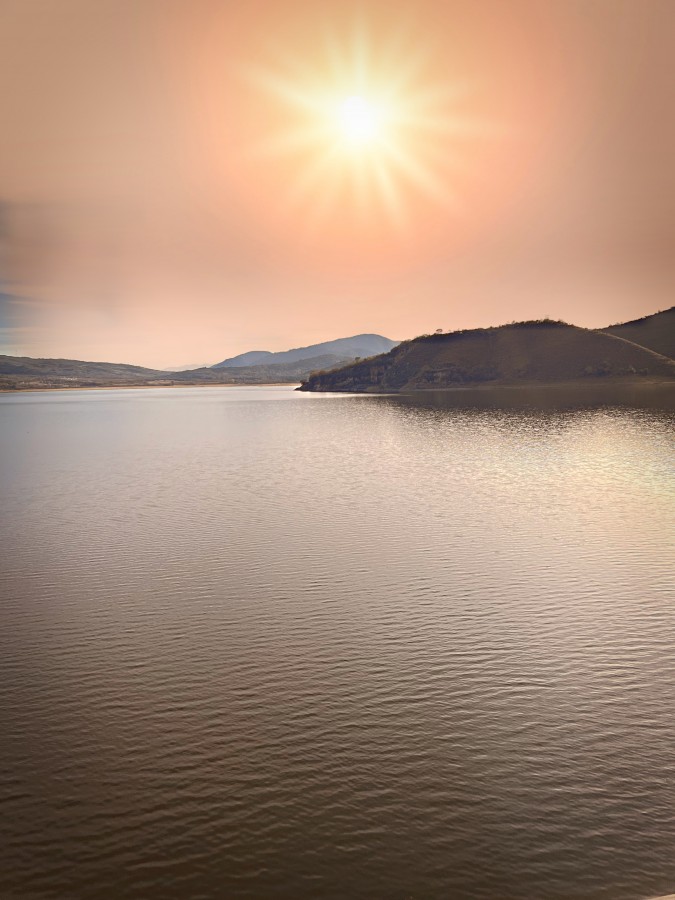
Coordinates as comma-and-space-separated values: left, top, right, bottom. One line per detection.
2, 0, 674, 368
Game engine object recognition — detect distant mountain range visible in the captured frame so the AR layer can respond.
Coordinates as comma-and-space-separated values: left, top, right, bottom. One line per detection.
0, 353, 358, 391
0, 333, 399, 390
212, 334, 398, 368
299, 309, 675, 393
2, 312, 673, 392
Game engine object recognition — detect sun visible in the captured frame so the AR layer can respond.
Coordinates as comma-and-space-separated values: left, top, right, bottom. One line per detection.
336, 95, 382, 145
242, 19, 484, 229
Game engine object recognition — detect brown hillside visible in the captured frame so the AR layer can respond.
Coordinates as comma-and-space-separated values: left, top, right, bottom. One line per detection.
602, 306, 675, 359
298, 321, 675, 392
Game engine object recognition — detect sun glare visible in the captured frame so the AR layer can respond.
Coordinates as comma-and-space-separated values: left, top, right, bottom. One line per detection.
244, 20, 485, 229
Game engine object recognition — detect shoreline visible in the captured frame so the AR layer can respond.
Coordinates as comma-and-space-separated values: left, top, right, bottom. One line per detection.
0, 382, 299, 394
3, 377, 674, 397
298, 376, 675, 394
403, 377, 675, 393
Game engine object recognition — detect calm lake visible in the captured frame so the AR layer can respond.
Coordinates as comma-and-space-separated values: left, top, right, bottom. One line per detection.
1, 384, 674, 899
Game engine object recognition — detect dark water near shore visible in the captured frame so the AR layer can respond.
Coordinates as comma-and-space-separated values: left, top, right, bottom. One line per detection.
1, 384, 674, 900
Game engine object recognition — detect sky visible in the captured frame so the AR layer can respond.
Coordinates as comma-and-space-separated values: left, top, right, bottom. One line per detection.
1, 0, 674, 368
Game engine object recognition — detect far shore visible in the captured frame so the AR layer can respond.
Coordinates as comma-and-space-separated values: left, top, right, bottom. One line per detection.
0, 382, 300, 394
3, 376, 674, 397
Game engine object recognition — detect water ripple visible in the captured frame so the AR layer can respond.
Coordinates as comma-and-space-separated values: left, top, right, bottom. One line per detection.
1, 386, 674, 899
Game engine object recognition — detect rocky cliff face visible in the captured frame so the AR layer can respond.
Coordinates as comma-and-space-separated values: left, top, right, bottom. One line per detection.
297, 321, 675, 393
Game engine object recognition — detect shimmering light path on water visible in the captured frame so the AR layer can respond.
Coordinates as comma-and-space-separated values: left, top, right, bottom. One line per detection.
1, 385, 674, 899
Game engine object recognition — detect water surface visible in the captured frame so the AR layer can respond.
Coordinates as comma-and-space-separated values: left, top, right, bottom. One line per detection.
1, 385, 674, 899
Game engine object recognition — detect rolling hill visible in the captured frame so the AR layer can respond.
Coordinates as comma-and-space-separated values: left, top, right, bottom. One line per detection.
297, 320, 675, 393
4, 316, 673, 393
0, 355, 166, 388
0, 353, 350, 391
601, 306, 675, 359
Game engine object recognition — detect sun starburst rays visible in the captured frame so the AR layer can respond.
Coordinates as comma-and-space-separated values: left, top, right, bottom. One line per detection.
243, 22, 477, 231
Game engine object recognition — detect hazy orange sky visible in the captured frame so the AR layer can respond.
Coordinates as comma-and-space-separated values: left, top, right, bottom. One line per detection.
1, 0, 674, 367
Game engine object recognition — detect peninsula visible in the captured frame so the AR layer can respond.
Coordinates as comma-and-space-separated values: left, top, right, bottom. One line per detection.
297, 313, 675, 393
